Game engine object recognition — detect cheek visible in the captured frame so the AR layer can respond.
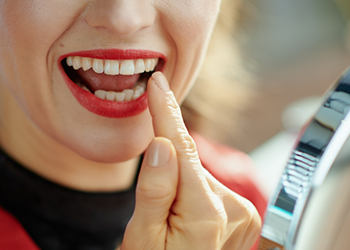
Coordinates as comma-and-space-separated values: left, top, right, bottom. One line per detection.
158, 0, 220, 46
156, 0, 221, 101
0, 1, 84, 107
0, 1, 83, 52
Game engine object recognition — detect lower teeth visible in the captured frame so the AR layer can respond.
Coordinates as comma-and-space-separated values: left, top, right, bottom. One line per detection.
76, 82, 146, 102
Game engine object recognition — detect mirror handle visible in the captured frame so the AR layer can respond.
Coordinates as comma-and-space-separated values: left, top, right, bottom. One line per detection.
258, 236, 285, 250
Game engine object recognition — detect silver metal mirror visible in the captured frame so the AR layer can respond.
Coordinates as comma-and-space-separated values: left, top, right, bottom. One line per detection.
258, 68, 350, 250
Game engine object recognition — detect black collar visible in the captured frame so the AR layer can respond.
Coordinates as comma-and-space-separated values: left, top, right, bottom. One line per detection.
0, 149, 141, 250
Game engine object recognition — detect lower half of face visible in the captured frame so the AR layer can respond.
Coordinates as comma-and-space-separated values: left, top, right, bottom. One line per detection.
0, 62, 155, 163
0, 0, 220, 163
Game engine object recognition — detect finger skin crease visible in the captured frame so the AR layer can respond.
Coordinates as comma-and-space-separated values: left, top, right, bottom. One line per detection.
236, 202, 261, 250
165, 92, 179, 110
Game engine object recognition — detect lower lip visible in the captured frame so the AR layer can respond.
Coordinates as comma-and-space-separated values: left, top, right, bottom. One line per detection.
60, 67, 148, 118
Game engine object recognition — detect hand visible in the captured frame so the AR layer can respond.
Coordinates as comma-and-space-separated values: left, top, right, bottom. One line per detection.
120, 72, 261, 250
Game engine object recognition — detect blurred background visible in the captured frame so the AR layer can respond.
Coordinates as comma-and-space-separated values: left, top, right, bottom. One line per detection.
233, 0, 350, 196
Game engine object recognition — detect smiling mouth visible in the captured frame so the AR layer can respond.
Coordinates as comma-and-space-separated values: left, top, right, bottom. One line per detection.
62, 56, 163, 102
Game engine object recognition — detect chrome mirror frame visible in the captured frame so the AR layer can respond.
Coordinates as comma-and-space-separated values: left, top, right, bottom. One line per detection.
259, 67, 350, 250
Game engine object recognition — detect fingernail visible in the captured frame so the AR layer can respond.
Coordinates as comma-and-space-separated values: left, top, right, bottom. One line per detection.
147, 138, 171, 167
151, 72, 170, 91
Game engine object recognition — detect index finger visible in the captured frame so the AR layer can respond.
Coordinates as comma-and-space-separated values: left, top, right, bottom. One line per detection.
147, 72, 218, 215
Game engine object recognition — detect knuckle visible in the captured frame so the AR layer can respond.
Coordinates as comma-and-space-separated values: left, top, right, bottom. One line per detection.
238, 198, 262, 237
165, 91, 180, 110
202, 223, 225, 240
202, 197, 228, 233
244, 199, 260, 226
162, 92, 200, 161
222, 198, 261, 249
173, 131, 198, 156
136, 182, 174, 204
245, 207, 262, 236
154, 92, 180, 118
207, 196, 228, 222
179, 132, 197, 153
161, 93, 180, 118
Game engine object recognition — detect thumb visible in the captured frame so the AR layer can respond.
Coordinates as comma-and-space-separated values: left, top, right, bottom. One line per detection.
121, 137, 178, 250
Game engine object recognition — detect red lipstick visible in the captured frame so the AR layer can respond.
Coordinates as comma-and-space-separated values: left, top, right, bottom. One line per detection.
58, 49, 165, 118
62, 49, 166, 61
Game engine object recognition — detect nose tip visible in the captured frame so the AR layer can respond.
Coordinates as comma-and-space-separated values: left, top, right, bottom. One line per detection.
85, 0, 155, 36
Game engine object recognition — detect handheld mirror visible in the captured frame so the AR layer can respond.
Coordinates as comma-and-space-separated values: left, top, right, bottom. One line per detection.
258, 68, 350, 250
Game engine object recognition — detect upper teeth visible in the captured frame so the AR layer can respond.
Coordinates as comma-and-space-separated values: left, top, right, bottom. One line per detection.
66, 56, 158, 75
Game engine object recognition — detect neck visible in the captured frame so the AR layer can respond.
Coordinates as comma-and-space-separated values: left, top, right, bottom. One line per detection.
0, 85, 139, 192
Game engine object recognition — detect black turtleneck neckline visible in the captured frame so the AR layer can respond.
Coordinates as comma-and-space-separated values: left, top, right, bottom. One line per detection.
0, 148, 140, 250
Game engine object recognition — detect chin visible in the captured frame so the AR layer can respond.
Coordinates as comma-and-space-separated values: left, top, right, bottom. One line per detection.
61, 133, 152, 164
56, 121, 154, 164
76, 143, 147, 164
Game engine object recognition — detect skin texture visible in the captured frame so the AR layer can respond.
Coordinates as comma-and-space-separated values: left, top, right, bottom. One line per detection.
0, 0, 220, 190
0, 0, 261, 249
120, 73, 261, 250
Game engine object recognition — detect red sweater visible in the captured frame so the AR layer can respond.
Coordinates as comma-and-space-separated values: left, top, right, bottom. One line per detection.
0, 134, 267, 249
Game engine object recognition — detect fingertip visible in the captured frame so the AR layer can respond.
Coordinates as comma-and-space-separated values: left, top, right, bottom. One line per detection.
133, 137, 178, 223
147, 72, 181, 137
150, 71, 169, 91
146, 137, 173, 167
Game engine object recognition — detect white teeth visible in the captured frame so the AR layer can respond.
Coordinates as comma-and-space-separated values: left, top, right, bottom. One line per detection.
82, 57, 92, 71
106, 91, 116, 101
135, 83, 146, 93
66, 56, 159, 75
104, 60, 119, 75
116, 92, 126, 101
92, 59, 104, 74
67, 56, 73, 66
73, 56, 82, 70
120, 60, 135, 75
91, 82, 145, 102
152, 58, 159, 69
144, 59, 153, 72
67, 56, 157, 101
95, 90, 106, 99
133, 89, 141, 100
123, 89, 134, 101
135, 59, 145, 74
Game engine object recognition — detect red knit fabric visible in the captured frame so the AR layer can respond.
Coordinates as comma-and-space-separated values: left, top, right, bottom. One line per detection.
0, 134, 267, 249
0, 206, 39, 250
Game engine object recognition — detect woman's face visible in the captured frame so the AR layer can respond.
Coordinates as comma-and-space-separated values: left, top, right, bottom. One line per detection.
0, 0, 221, 163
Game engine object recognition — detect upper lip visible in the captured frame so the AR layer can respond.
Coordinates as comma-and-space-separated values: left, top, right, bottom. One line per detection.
59, 49, 166, 61
57, 49, 162, 117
